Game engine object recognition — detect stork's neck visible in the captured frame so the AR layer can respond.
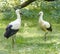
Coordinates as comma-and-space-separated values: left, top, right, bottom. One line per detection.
16, 12, 21, 21
39, 14, 44, 22
16, 12, 20, 19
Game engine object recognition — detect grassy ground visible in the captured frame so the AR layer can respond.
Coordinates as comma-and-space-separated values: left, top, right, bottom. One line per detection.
0, 18, 60, 54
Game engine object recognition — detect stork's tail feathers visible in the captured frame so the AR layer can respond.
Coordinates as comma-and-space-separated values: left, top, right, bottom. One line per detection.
47, 26, 52, 32
4, 33, 9, 39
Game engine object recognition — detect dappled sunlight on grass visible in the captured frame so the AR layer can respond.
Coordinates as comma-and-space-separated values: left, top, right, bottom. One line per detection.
0, 24, 6, 28
0, 1, 60, 53
0, 18, 60, 54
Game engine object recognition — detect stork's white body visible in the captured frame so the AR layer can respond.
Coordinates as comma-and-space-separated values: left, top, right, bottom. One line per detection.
39, 20, 50, 31
9, 19, 21, 30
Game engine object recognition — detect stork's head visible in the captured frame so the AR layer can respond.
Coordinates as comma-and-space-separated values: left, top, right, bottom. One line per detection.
16, 9, 23, 15
39, 11, 43, 16
16, 9, 20, 13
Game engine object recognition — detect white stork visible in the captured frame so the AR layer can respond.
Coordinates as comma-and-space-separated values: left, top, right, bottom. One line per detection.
39, 11, 52, 40
4, 9, 21, 48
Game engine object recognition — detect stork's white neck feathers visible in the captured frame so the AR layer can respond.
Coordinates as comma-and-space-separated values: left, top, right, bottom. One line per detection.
16, 9, 21, 22
39, 11, 44, 22
16, 12, 20, 19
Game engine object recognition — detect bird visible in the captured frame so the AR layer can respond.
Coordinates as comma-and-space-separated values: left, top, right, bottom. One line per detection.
4, 9, 22, 48
38, 11, 52, 40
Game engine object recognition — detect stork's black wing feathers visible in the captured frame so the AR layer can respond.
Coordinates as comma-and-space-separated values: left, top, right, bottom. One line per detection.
47, 24, 52, 32
6, 25, 12, 30
4, 25, 19, 39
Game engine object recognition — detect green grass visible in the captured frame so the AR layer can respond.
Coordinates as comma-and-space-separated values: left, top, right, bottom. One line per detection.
0, 0, 60, 53
0, 19, 60, 54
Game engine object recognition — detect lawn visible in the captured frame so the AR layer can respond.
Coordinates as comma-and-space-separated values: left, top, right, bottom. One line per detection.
0, 18, 60, 54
